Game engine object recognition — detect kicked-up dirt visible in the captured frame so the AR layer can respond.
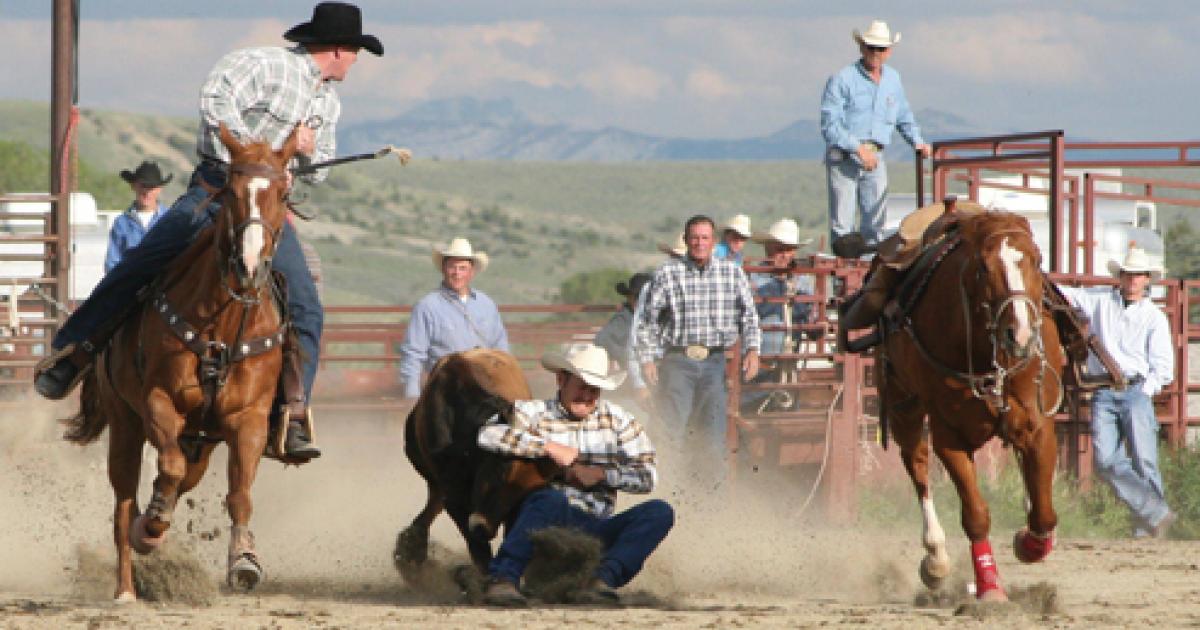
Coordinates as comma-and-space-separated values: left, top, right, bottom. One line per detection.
2, 395, 1199, 629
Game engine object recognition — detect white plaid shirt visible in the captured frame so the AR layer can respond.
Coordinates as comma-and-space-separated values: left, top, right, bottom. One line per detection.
635, 256, 761, 363
197, 46, 339, 183
477, 398, 657, 518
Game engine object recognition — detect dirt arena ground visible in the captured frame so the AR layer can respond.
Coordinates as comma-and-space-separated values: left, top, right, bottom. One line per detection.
3, 396, 1199, 629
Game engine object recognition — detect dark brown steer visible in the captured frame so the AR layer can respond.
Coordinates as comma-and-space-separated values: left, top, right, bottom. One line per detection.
395, 349, 558, 579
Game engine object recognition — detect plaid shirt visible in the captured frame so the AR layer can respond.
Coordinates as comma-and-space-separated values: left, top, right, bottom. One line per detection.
635, 256, 761, 363
477, 398, 657, 518
197, 46, 339, 183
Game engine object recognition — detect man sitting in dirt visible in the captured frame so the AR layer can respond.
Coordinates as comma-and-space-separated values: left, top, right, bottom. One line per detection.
477, 343, 674, 607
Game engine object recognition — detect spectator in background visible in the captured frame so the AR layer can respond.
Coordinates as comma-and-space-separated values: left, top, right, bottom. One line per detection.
750, 219, 814, 357
400, 237, 509, 399
1058, 247, 1175, 538
820, 19, 930, 258
594, 272, 652, 406
636, 215, 760, 480
713, 214, 752, 266
105, 160, 171, 273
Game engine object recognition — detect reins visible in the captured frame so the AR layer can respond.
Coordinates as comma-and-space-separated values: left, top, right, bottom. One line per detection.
898, 228, 1063, 418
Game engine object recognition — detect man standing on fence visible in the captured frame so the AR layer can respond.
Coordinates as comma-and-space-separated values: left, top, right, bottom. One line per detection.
400, 237, 509, 399
1059, 247, 1175, 538
635, 215, 761, 483
820, 19, 930, 258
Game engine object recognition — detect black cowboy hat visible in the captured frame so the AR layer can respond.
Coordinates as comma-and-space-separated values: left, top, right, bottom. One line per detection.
615, 272, 652, 297
284, 2, 383, 56
119, 160, 173, 187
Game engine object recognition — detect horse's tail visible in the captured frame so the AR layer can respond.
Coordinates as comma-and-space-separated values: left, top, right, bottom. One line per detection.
62, 367, 107, 445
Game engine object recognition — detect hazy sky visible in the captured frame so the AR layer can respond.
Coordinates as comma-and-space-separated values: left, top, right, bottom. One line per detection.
1, 1, 1193, 140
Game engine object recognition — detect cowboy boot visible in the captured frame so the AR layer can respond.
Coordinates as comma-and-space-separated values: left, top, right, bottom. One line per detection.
33, 343, 94, 400
837, 266, 898, 352
278, 334, 321, 460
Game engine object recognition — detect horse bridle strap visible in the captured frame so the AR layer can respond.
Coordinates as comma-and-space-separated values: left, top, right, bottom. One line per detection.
152, 292, 286, 364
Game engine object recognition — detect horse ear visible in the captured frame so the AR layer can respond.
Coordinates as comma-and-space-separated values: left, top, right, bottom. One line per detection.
217, 123, 244, 157
279, 124, 301, 165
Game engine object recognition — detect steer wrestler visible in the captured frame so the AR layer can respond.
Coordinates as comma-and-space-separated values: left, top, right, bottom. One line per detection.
477, 343, 674, 606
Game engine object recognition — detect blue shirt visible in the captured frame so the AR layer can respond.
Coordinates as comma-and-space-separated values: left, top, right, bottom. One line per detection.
713, 241, 744, 266
400, 285, 510, 397
752, 272, 814, 355
820, 61, 924, 153
105, 203, 167, 272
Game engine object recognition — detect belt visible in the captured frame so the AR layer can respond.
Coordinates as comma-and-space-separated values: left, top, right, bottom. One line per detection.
1126, 374, 1145, 387
668, 345, 725, 360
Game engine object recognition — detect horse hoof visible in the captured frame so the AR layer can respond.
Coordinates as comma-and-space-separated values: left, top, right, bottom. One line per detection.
394, 527, 429, 568
113, 591, 136, 604
977, 586, 1008, 602
129, 514, 166, 555
918, 555, 950, 590
1013, 527, 1054, 563
228, 554, 264, 591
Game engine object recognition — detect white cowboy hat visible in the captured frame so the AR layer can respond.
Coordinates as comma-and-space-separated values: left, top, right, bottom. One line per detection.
657, 234, 686, 257
752, 218, 812, 248
853, 20, 900, 48
1107, 246, 1164, 279
541, 343, 626, 390
722, 214, 752, 239
432, 237, 489, 272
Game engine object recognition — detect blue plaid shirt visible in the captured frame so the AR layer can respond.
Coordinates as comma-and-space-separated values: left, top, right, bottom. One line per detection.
105, 204, 166, 272
635, 256, 761, 363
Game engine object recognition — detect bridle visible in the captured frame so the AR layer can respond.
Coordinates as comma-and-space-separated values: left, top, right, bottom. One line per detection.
219, 162, 287, 305
903, 228, 1063, 416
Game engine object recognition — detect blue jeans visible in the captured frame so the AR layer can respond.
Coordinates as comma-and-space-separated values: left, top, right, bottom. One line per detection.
1091, 387, 1170, 528
53, 163, 324, 399
826, 150, 889, 246
490, 488, 674, 588
657, 351, 729, 477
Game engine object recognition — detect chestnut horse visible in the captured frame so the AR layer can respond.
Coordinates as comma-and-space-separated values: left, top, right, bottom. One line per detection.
876, 210, 1064, 601
63, 125, 297, 601
396, 349, 557, 581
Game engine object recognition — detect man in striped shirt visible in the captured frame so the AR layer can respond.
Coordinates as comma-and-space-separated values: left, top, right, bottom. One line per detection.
635, 215, 761, 478
35, 2, 383, 459
478, 344, 674, 607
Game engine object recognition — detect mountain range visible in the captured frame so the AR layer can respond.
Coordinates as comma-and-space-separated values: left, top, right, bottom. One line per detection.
339, 97, 985, 162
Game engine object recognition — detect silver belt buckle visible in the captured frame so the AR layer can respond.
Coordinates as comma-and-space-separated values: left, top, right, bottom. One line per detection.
684, 345, 709, 360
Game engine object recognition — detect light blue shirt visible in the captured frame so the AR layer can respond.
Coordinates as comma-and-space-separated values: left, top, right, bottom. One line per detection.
105, 203, 167, 272
713, 241, 743, 266
820, 61, 924, 153
1060, 286, 1174, 396
400, 285, 510, 397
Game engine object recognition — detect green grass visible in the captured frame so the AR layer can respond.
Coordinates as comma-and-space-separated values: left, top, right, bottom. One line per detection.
858, 445, 1200, 540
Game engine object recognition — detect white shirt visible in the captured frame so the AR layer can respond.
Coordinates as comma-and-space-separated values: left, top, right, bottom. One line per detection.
1060, 286, 1173, 396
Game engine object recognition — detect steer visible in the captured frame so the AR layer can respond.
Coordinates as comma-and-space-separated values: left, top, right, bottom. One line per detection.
394, 349, 558, 579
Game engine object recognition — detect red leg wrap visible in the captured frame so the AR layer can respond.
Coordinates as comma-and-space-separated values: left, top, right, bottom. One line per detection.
970, 539, 1005, 599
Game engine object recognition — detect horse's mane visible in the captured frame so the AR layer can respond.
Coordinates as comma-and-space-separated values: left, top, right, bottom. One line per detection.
955, 210, 1037, 257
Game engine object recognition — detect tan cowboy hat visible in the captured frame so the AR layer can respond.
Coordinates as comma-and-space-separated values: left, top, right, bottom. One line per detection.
722, 214, 752, 238
853, 20, 900, 48
752, 219, 812, 248
541, 343, 626, 390
657, 234, 686, 257
432, 237, 489, 272
1107, 246, 1164, 279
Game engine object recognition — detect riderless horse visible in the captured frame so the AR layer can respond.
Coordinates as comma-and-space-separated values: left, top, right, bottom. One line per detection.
875, 209, 1065, 601
63, 124, 297, 601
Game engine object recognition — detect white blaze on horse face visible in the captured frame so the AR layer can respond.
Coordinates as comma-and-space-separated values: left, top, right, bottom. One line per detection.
998, 237, 1033, 348
242, 177, 270, 280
